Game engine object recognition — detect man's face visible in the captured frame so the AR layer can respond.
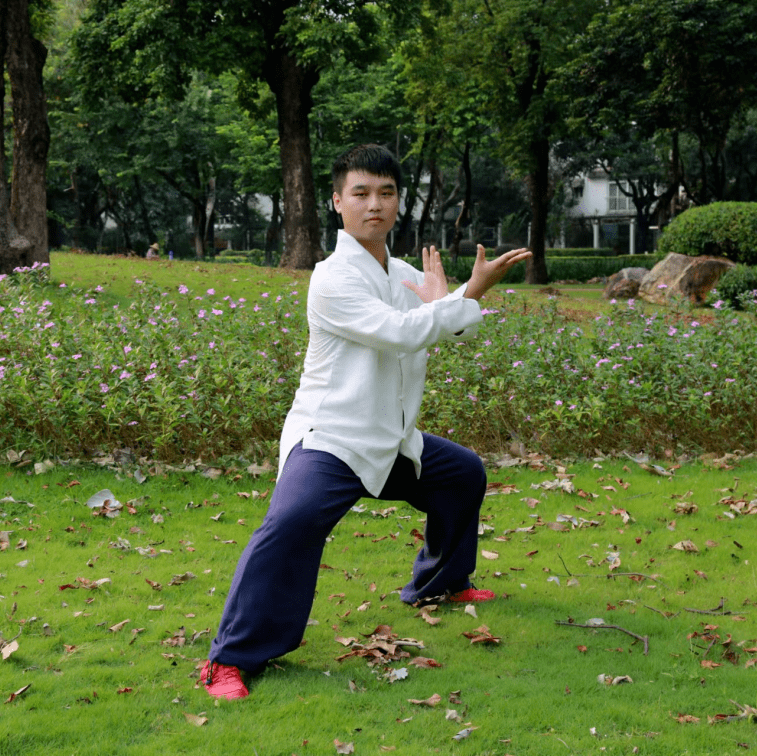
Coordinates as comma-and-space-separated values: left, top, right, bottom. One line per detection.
333, 170, 399, 251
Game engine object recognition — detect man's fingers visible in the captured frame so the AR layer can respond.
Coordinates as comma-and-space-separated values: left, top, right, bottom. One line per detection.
402, 279, 420, 296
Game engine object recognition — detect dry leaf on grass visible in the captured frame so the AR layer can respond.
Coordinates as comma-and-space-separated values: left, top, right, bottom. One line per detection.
4, 684, 31, 704
462, 625, 501, 644
184, 712, 208, 727
452, 727, 478, 741
334, 739, 355, 754
674, 713, 700, 724
672, 540, 699, 553
408, 693, 442, 707
1, 640, 19, 660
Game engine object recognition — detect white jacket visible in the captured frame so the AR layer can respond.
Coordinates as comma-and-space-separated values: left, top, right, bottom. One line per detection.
278, 230, 483, 496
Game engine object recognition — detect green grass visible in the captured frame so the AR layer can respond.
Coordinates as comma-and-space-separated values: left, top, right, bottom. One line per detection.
3, 454, 757, 755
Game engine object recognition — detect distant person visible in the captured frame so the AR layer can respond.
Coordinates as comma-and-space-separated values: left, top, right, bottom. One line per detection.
201, 144, 532, 700
146, 243, 159, 259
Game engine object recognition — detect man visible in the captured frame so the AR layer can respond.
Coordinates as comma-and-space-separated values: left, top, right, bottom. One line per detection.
201, 144, 531, 699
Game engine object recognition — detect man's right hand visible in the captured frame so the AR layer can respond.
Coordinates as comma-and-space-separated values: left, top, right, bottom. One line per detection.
402, 246, 450, 303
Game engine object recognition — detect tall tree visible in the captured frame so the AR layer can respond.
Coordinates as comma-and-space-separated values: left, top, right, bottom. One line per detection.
1, 0, 50, 274
569, 0, 757, 207
72, 0, 418, 269
408, 0, 601, 283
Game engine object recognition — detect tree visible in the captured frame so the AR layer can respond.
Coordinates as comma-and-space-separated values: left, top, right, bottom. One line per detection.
569, 0, 757, 207
1, 0, 51, 274
408, 0, 601, 283
72, 0, 419, 269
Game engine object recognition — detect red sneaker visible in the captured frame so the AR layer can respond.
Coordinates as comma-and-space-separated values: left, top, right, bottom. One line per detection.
448, 587, 496, 603
200, 660, 249, 700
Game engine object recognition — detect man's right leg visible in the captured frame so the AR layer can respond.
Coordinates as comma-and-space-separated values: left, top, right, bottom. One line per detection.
203, 443, 367, 697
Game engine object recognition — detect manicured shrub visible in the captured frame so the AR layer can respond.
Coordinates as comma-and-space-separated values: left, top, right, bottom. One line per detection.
545, 247, 615, 258
709, 264, 757, 310
658, 202, 757, 264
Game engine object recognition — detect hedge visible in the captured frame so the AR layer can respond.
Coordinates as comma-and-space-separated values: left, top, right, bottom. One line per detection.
658, 202, 757, 264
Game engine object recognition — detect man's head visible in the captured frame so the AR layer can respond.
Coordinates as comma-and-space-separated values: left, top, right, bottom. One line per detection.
331, 144, 402, 195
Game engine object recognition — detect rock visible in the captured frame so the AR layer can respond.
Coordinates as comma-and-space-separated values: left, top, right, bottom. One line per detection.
638, 252, 736, 305
603, 267, 649, 299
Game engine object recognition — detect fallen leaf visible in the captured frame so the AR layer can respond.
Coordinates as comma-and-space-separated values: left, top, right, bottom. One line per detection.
672, 540, 699, 553
168, 572, 197, 586
700, 660, 722, 669
184, 712, 208, 727
452, 727, 478, 740
674, 713, 700, 724
4, 684, 31, 704
109, 619, 130, 632
334, 739, 355, 754
116, 687, 133, 694
415, 605, 441, 626
407, 657, 442, 669
462, 625, 501, 644
1, 640, 19, 660
408, 693, 442, 707
481, 550, 499, 560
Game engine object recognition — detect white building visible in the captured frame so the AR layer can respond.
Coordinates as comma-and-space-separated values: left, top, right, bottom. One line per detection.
567, 168, 643, 254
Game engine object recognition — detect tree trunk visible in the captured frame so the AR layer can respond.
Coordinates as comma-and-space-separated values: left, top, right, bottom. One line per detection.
193, 201, 207, 259
415, 159, 439, 256
525, 138, 550, 284
265, 191, 282, 266
5, 0, 49, 271
134, 175, 157, 244
449, 142, 472, 263
267, 49, 323, 269
0, 2, 9, 262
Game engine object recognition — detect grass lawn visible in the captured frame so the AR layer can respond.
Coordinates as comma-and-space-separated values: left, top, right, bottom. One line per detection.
2, 453, 757, 755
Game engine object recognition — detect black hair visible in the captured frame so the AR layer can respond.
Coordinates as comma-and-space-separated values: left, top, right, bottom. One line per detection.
331, 144, 402, 194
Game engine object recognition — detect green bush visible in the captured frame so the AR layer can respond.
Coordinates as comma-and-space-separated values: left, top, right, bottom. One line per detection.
398, 252, 661, 284
547, 254, 661, 282
658, 202, 757, 264
709, 264, 757, 310
545, 247, 615, 258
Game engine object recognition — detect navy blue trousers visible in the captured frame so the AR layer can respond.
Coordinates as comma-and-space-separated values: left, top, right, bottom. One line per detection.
208, 432, 487, 672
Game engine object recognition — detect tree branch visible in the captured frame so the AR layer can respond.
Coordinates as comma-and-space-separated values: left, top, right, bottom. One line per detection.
555, 620, 649, 655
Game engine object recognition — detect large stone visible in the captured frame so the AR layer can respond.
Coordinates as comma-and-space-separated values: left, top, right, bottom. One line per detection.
603, 267, 649, 299
637, 252, 736, 305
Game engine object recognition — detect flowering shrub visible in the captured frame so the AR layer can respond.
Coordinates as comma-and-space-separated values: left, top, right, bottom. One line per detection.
420, 294, 757, 457
1, 265, 756, 461
0, 265, 306, 461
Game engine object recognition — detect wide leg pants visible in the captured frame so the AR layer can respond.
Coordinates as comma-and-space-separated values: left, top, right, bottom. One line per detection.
208, 432, 487, 672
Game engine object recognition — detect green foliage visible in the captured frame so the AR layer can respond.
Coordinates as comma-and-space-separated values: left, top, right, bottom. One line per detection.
569, 0, 757, 205
658, 203, 757, 264
546, 254, 661, 282
3, 253, 757, 466
709, 264, 757, 310
546, 248, 614, 258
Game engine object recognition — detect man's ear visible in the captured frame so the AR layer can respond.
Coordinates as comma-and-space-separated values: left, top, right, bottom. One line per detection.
332, 192, 342, 214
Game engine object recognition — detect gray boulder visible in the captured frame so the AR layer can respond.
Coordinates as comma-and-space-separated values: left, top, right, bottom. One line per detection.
638, 253, 736, 305
603, 267, 649, 299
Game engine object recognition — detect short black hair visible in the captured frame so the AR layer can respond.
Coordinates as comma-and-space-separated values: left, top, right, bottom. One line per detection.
331, 144, 402, 194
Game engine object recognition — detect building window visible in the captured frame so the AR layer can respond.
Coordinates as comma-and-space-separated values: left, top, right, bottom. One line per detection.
608, 181, 630, 213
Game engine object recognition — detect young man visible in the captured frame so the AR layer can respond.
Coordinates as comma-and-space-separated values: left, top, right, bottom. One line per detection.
201, 144, 532, 700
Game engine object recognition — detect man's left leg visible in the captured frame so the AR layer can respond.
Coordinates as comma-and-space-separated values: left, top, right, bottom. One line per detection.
379, 433, 490, 604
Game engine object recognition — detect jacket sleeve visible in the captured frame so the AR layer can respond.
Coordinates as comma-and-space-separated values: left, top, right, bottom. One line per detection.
308, 269, 482, 352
